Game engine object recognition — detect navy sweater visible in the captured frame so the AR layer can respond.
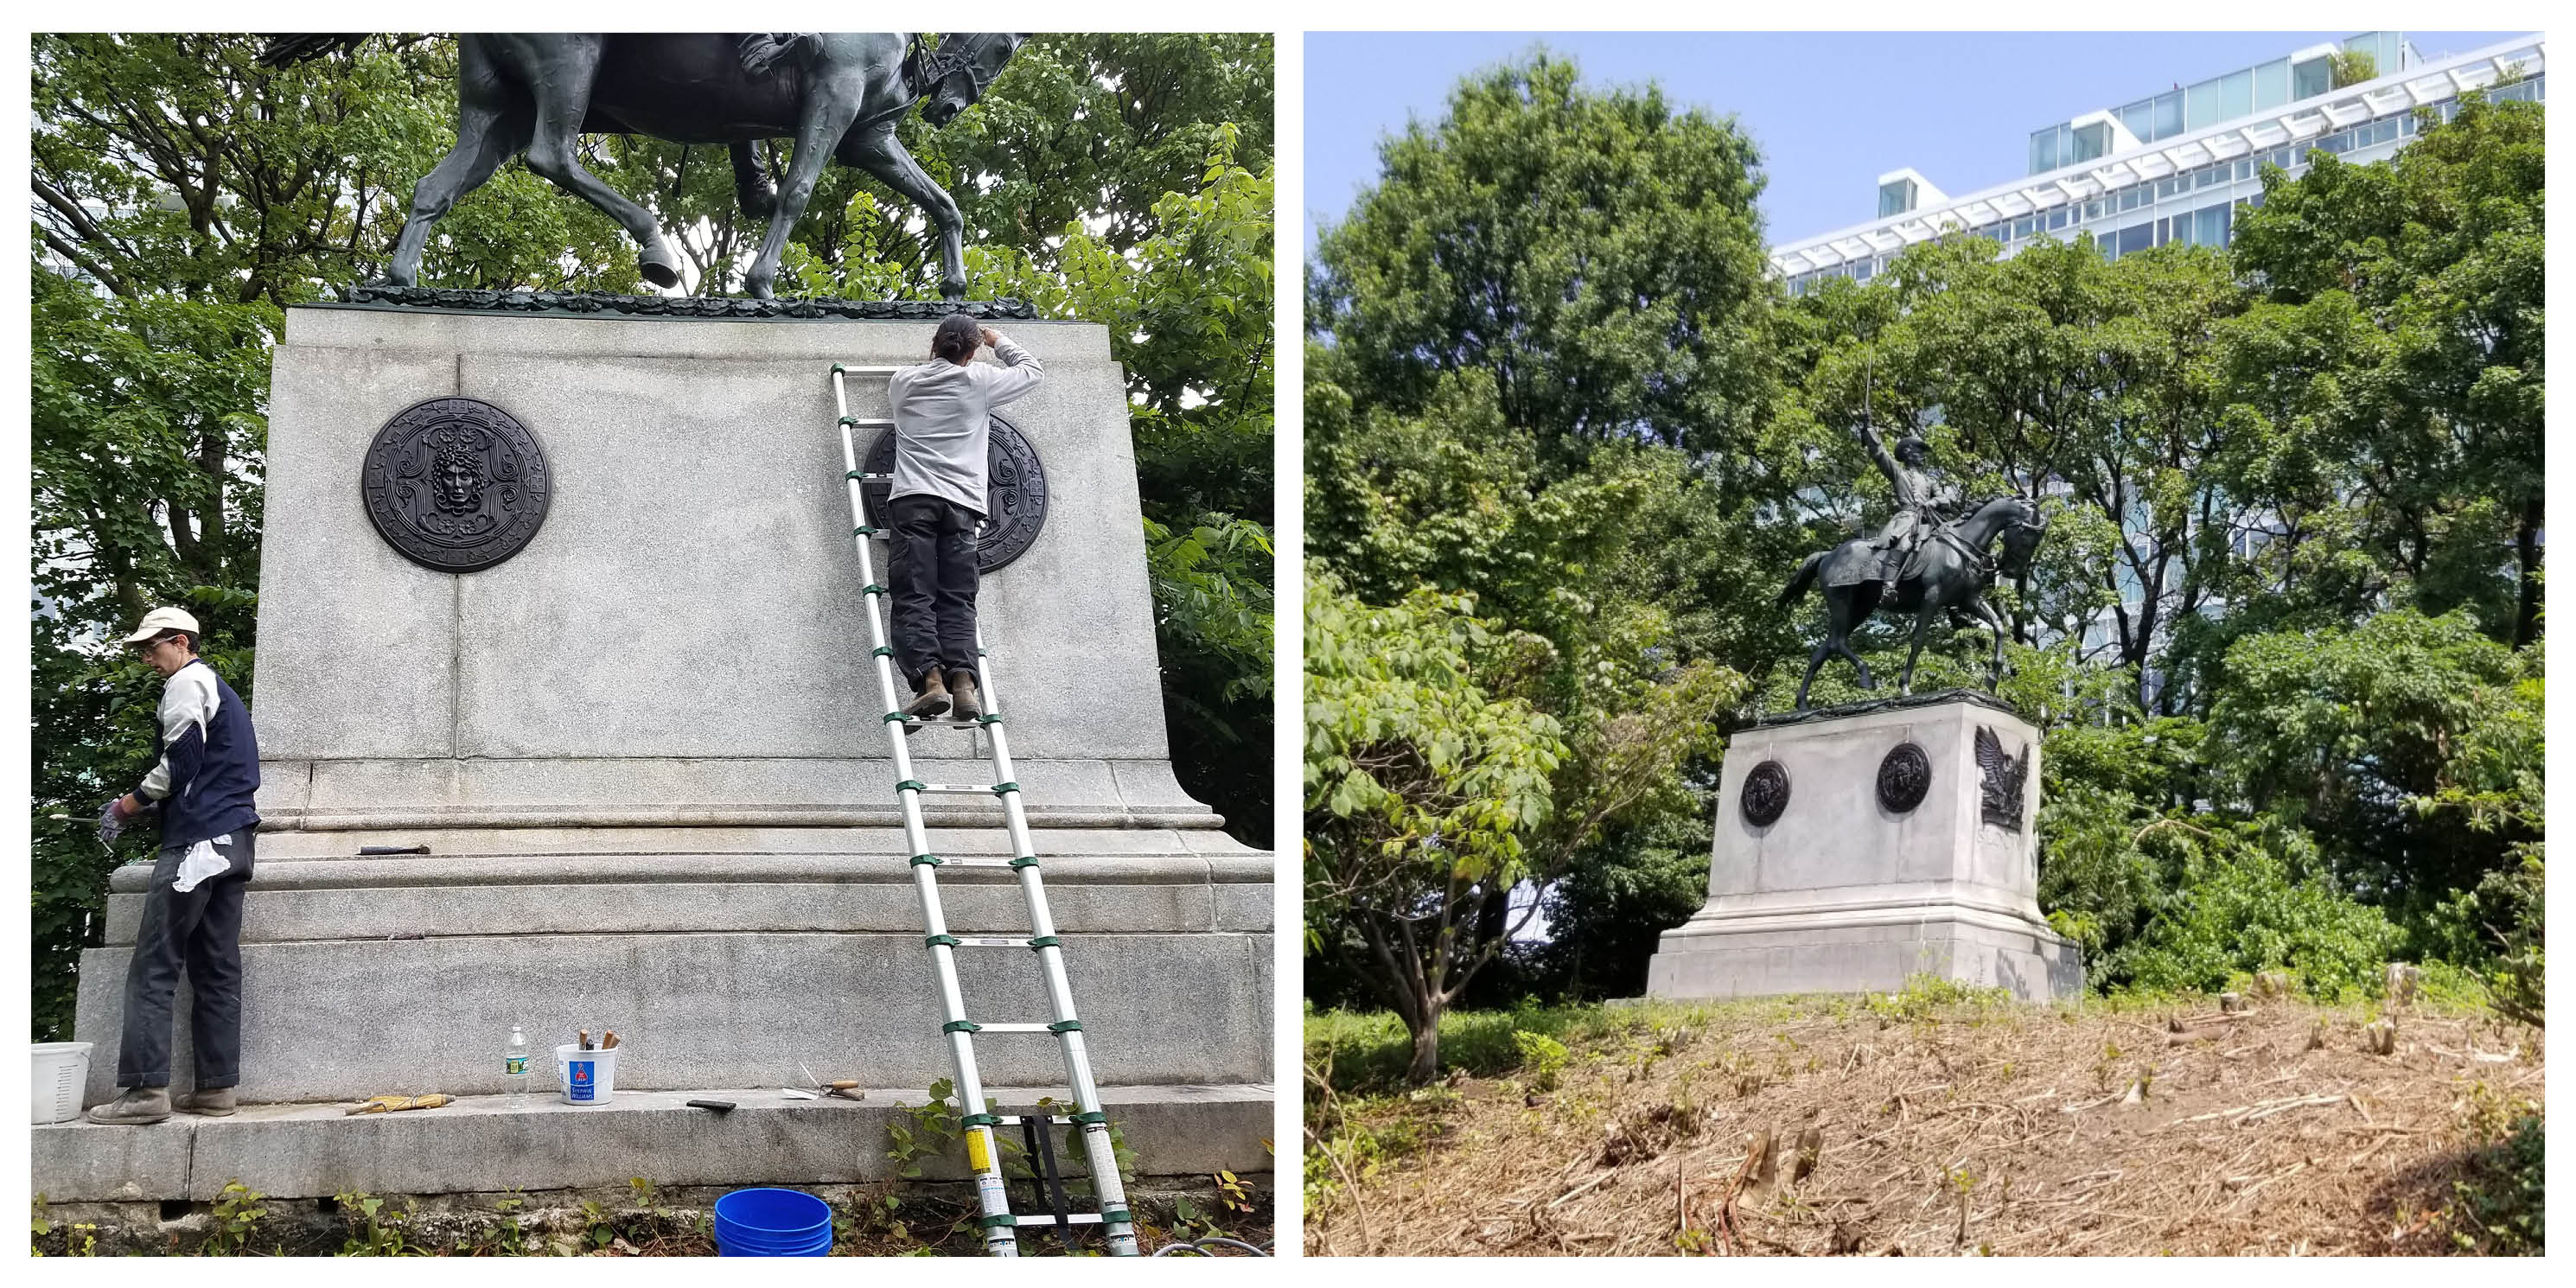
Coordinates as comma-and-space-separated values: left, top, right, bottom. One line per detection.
135, 659, 262, 848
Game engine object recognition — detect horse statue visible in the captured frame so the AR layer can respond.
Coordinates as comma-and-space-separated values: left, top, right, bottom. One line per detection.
258, 34, 1026, 300
1777, 495, 2048, 710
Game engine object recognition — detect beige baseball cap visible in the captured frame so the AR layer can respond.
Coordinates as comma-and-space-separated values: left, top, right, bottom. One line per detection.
118, 606, 201, 646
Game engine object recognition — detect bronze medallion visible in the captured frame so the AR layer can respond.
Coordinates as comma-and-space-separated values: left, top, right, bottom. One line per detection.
1740, 760, 1791, 827
862, 413, 1050, 571
360, 398, 552, 573
1877, 742, 1932, 813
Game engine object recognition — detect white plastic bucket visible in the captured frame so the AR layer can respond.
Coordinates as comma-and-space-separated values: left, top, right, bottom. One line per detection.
556, 1043, 621, 1106
33, 1043, 93, 1125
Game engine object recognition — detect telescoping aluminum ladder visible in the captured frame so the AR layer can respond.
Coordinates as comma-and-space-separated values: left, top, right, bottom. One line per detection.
829, 363, 1140, 1258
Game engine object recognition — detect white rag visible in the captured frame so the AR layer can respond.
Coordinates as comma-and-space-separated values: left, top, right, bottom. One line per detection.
173, 834, 233, 893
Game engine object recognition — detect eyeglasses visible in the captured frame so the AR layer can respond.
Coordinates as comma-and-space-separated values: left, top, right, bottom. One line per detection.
131, 634, 182, 656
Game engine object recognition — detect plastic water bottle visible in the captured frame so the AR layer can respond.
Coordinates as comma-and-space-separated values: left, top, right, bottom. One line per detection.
504, 1025, 531, 1103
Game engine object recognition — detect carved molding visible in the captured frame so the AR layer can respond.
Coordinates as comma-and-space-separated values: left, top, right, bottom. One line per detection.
335, 284, 1036, 321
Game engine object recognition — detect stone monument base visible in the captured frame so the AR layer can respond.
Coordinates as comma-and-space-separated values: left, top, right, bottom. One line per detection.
53, 305, 1273, 1200
1646, 692, 2082, 1003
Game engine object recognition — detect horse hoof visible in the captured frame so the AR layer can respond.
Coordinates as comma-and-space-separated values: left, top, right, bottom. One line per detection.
639, 258, 681, 290
743, 275, 775, 300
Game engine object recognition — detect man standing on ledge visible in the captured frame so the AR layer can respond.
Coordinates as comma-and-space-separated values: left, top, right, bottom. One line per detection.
87, 607, 262, 1125
886, 313, 1045, 724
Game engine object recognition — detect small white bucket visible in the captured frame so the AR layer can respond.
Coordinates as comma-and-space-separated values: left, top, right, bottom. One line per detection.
556, 1043, 621, 1106
33, 1043, 93, 1125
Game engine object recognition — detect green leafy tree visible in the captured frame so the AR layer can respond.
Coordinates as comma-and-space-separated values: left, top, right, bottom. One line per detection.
1304, 54, 1786, 1003
1309, 52, 1778, 467
2224, 88, 2544, 647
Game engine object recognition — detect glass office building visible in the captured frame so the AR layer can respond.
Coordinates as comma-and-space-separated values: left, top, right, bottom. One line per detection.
1774, 33, 2545, 297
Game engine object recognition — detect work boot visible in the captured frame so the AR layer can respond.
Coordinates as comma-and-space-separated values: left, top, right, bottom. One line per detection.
947, 668, 983, 721
174, 1087, 237, 1117
86, 1087, 171, 1125
905, 668, 952, 719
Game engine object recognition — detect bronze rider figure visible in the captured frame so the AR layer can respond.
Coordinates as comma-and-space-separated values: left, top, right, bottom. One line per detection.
1858, 416, 1954, 598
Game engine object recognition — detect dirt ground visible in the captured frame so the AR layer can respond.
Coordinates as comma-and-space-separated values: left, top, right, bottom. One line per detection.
1305, 993, 2541, 1256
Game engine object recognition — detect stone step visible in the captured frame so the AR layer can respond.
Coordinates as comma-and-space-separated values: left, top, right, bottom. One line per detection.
33, 1082, 1272, 1203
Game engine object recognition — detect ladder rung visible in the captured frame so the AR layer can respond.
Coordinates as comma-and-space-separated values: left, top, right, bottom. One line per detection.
851, 471, 896, 480
948, 936, 1036, 947
995, 1113, 1081, 1126
934, 858, 1023, 868
969, 1023, 1057, 1034
914, 782, 998, 794
1018, 1213, 1106, 1226
844, 418, 895, 427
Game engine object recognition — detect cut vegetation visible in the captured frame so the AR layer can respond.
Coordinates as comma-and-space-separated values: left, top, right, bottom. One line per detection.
1306, 987, 2541, 1256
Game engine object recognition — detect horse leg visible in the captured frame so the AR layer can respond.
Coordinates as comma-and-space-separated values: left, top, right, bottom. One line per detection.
1899, 599, 1934, 695
1831, 585, 1876, 692
844, 121, 968, 301
743, 84, 864, 299
387, 41, 527, 286
505, 35, 682, 289
1795, 640, 1830, 710
1971, 596, 2011, 692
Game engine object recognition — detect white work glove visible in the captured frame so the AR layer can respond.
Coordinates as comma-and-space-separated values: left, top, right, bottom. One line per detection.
97, 798, 126, 846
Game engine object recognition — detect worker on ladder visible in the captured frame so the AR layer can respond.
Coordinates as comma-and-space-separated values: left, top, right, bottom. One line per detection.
886, 313, 1045, 724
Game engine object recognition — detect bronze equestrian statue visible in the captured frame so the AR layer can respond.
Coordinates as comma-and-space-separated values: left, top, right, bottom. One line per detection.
258, 34, 1026, 300
1778, 416, 2048, 710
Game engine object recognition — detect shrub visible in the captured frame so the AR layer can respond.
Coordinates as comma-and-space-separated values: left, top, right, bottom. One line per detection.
2107, 828, 2402, 1000
1512, 1030, 1571, 1091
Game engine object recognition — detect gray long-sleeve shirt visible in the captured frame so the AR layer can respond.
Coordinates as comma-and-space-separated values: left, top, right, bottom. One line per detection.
887, 334, 1046, 514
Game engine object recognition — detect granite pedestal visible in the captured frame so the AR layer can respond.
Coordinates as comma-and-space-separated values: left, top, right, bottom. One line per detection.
1646, 692, 2082, 1002
55, 305, 1272, 1202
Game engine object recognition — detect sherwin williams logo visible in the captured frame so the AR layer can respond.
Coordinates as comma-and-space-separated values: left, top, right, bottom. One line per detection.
570, 1061, 596, 1099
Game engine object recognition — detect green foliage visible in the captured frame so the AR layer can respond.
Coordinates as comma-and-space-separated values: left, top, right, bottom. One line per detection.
1310, 52, 1777, 463
960, 124, 1278, 850
2210, 610, 2541, 909
488, 1190, 526, 1258
332, 1190, 416, 1257
1510, 1030, 1571, 1091
2450, 1106, 2544, 1254
2105, 827, 2403, 1001
2225, 88, 2544, 647
204, 1180, 268, 1256
886, 1077, 963, 1178
1865, 974, 2013, 1022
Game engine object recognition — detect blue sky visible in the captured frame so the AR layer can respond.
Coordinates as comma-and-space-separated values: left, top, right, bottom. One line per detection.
1304, 31, 2522, 255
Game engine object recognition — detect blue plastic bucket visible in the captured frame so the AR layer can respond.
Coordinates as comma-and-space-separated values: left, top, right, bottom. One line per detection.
713, 1189, 832, 1257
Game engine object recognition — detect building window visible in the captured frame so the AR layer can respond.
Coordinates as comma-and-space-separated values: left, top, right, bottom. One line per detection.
2186, 78, 2221, 131
2072, 120, 2109, 163
2117, 224, 2150, 257
2121, 100, 2156, 143
2196, 165, 2226, 189
2222, 68, 2254, 119
2153, 90, 2184, 138
2254, 57, 2289, 110
1878, 178, 1917, 217
2292, 55, 2331, 100
2196, 204, 2230, 246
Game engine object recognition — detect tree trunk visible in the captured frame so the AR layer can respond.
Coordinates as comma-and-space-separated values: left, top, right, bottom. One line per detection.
1405, 995, 1444, 1084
